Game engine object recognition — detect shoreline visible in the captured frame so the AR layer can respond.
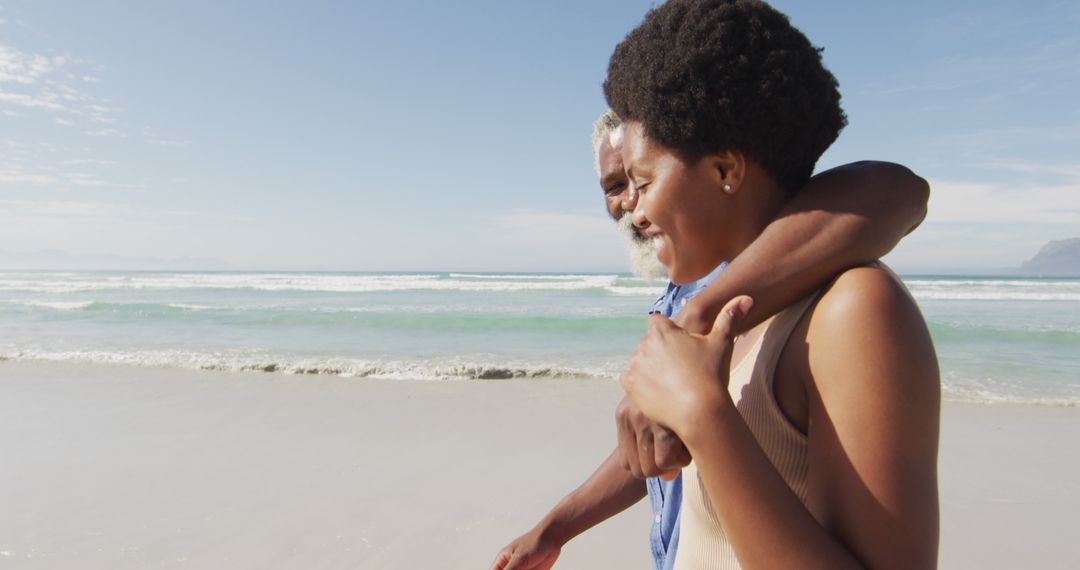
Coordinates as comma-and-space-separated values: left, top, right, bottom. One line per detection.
2, 360, 1079, 568
2, 354, 1077, 408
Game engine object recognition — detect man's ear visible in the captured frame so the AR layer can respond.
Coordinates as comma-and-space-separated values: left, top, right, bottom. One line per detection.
705, 151, 746, 194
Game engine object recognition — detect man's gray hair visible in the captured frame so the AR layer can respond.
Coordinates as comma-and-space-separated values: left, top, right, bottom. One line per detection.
591, 109, 622, 175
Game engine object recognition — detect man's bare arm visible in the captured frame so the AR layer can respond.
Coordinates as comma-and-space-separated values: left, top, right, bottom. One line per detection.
676, 160, 929, 334
490, 449, 646, 570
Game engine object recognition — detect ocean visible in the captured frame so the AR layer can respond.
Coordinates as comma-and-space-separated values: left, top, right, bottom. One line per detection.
1, 271, 1077, 406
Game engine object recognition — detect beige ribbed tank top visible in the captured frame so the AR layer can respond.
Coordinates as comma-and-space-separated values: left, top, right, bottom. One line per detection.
673, 293, 818, 570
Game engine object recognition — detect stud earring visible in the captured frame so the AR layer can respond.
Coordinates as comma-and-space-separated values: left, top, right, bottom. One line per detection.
722, 183, 734, 194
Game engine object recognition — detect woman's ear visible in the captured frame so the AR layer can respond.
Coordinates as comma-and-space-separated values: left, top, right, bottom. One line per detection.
706, 151, 745, 194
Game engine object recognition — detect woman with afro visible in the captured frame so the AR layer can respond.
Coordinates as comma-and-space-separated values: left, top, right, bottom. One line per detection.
610, 1, 940, 568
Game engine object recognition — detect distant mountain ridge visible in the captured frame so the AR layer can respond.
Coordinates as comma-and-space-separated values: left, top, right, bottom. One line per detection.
1020, 238, 1080, 276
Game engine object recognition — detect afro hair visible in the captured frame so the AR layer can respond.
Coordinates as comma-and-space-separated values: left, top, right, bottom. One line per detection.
603, 0, 847, 192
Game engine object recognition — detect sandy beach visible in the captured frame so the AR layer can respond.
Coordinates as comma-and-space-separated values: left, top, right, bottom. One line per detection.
2, 360, 1079, 569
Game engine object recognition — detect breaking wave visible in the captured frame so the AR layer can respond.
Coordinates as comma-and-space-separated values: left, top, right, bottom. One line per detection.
0, 349, 619, 381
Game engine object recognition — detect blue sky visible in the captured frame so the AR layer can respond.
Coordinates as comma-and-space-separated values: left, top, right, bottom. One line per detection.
1, 0, 1077, 273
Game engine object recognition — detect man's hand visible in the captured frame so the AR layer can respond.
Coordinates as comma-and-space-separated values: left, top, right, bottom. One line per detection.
615, 396, 691, 480
490, 450, 647, 569
490, 526, 562, 570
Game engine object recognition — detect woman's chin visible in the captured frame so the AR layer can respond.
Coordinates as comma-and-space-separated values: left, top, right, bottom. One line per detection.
656, 244, 670, 269
660, 250, 694, 285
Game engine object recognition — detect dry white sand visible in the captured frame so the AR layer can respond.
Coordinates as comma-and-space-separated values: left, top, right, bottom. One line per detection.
1, 361, 1078, 569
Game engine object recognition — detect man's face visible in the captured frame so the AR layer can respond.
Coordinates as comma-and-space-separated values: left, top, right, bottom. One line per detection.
598, 129, 667, 279
598, 134, 633, 221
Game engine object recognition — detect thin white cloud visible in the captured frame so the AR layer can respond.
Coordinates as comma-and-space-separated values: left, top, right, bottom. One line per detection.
882, 176, 1080, 272
0, 33, 187, 206
0, 161, 140, 191
144, 136, 188, 148
0, 167, 59, 186
0, 198, 254, 225
0, 42, 120, 125
990, 160, 1080, 181
65, 173, 115, 188
0, 89, 66, 110
927, 179, 1080, 224
0, 44, 54, 84
62, 158, 115, 166
84, 128, 126, 138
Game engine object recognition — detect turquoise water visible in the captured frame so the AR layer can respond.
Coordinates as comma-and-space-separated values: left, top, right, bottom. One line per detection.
1, 271, 1077, 404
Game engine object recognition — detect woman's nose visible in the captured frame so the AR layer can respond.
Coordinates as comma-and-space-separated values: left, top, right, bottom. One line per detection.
619, 186, 638, 216
630, 190, 649, 229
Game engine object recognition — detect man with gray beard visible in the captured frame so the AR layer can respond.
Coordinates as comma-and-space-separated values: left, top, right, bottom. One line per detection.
596, 111, 668, 280
491, 110, 930, 570
616, 213, 667, 280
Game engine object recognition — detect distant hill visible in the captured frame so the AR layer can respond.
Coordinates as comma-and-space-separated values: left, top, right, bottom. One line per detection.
1020, 238, 1080, 276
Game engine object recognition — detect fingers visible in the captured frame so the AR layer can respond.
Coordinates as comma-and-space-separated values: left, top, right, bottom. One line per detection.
657, 427, 683, 480
496, 548, 539, 570
706, 295, 752, 385
673, 305, 711, 335
708, 295, 753, 343
616, 396, 662, 479
492, 533, 561, 570
617, 396, 688, 479
654, 424, 690, 481
711, 296, 751, 338
615, 397, 644, 478
637, 422, 660, 477
502, 552, 524, 570
646, 312, 677, 333
653, 424, 691, 472
658, 470, 679, 482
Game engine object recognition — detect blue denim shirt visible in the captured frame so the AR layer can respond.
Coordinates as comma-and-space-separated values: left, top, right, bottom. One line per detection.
645, 262, 727, 570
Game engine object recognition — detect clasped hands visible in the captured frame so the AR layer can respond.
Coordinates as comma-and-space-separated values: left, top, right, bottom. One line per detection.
616, 296, 753, 480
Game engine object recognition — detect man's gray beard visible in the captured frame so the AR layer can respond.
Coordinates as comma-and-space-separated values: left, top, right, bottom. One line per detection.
616, 214, 668, 280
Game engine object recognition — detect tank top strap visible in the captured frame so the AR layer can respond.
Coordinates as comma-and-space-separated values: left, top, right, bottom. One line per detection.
754, 291, 821, 379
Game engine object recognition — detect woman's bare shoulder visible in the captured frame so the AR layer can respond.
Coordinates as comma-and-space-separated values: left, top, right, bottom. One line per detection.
812, 263, 915, 327
799, 263, 937, 394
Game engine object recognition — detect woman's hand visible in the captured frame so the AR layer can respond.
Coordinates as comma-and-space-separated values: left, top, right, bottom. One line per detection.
620, 296, 752, 438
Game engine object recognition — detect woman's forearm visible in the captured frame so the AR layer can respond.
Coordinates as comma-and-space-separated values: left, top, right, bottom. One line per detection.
682, 399, 864, 570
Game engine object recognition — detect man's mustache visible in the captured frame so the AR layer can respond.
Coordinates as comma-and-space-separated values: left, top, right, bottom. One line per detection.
615, 213, 650, 243
617, 214, 667, 280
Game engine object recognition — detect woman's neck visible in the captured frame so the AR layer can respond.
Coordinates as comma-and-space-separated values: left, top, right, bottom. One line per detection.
728, 174, 790, 261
